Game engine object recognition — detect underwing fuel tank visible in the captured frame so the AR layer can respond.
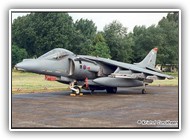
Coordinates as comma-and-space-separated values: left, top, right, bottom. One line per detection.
93, 77, 143, 87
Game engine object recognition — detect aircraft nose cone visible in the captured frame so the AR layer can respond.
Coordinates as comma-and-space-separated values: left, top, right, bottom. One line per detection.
15, 62, 27, 71
15, 59, 39, 72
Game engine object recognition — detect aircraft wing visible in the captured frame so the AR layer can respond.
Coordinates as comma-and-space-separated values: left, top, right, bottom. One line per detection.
78, 55, 174, 80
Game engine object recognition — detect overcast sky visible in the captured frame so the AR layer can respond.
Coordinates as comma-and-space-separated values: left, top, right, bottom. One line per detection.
12, 12, 168, 32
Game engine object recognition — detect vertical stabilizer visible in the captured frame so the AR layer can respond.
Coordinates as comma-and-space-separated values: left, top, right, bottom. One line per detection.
134, 48, 158, 69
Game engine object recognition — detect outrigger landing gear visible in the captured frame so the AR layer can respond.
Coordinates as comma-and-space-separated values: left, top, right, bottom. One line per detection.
142, 88, 146, 94
142, 82, 147, 94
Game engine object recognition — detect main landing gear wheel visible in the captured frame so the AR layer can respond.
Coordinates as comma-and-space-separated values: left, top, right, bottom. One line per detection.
90, 89, 94, 95
106, 87, 117, 94
142, 89, 146, 94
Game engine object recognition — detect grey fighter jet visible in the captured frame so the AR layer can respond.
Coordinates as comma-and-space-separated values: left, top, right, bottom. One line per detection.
15, 48, 174, 94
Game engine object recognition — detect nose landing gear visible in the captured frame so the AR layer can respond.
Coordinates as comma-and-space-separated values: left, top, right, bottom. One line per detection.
72, 86, 81, 95
69, 80, 83, 96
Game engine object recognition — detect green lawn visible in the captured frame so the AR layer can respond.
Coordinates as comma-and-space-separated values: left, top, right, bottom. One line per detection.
149, 78, 178, 86
12, 70, 178, 94
12, 70, 68, 94
149, 72, 178, 86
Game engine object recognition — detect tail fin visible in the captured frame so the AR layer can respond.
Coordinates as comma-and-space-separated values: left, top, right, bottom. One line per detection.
134, 48, 158, 69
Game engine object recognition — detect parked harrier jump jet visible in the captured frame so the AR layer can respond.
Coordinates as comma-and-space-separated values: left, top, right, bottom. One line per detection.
15, 48, 174, 95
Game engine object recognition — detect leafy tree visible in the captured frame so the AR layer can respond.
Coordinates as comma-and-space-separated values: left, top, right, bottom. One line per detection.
89, 32, 111, 58
132, 12, 179, 70
132, 25, 163, 63
157, 12, 179, 69
12, 12, 75, 57
74, 19, 97, 41
70, 19, 97, 55
89, 42, 111, 58
122, 32, 134, 63
93, 32, 106, 45
12, 45, 28, 68
103, 20, 132, 62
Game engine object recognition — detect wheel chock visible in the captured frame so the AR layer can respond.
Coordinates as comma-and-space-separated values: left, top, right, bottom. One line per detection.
70, 93, 76, 96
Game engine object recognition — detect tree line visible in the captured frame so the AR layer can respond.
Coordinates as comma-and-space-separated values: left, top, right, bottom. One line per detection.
12, 12, 179, 71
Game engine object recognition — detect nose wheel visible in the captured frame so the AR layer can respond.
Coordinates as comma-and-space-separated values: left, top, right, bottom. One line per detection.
69, 81, 83, 96
72, 86, 81, 95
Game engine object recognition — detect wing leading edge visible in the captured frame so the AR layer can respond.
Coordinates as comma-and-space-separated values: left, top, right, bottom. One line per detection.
79, 48, 174, 80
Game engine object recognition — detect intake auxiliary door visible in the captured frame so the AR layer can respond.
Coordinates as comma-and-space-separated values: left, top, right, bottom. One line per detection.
68, 58, 74, 76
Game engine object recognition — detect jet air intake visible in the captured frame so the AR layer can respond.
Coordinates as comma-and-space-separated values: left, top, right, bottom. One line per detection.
68, 58, 100, 80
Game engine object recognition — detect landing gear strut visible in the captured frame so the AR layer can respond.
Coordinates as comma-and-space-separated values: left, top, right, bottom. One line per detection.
69, 80, 82, 96
142, 82, 147, 94
90, 89, 94, 95
72, 86, 81, 95
142, 89, 146, 94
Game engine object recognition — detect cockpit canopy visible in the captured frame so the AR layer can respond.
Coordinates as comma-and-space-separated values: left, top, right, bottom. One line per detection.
38, 48, 74, 60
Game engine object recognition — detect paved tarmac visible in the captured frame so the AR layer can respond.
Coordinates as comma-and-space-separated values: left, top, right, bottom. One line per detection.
11, 86, 179, 129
